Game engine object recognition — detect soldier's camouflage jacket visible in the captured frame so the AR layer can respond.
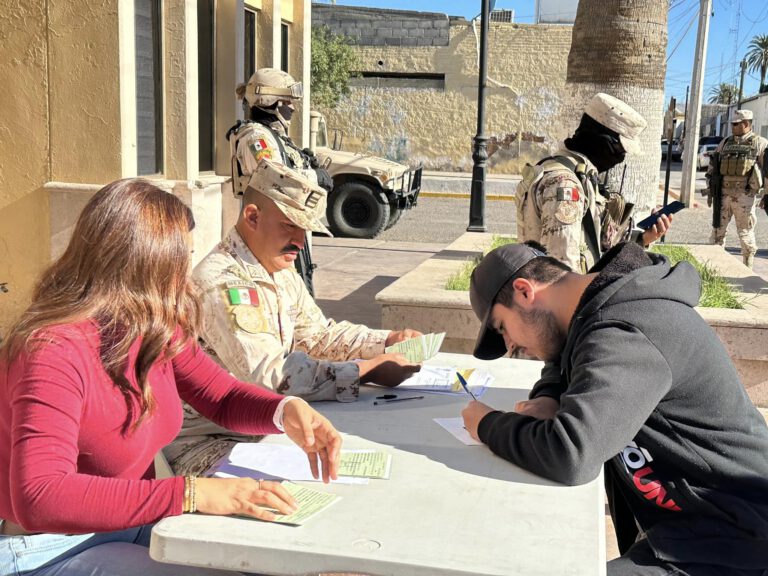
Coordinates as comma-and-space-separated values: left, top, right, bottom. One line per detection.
516, 150, 605, 273
191, 227, 389, 407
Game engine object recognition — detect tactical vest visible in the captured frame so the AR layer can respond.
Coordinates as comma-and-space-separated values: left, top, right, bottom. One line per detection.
721, 133, 759, 177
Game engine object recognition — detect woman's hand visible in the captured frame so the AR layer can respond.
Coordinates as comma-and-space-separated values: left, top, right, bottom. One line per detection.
195, 477, 298, 521
282, 398, 342, 483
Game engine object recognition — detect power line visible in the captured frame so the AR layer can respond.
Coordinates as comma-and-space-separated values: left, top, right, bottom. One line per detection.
667, 8, 700, 61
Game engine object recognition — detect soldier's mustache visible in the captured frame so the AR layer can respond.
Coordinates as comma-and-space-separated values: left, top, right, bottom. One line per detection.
281, 244, 302, 254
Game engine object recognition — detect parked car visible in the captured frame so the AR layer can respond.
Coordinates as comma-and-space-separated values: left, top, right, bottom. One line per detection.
697, 143, 719, 170
661, 139, 682, 161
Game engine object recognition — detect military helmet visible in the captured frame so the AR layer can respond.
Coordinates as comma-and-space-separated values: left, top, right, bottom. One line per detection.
241, 68, 303, 110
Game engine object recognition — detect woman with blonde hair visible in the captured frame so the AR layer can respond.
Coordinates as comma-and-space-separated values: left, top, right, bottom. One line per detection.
0, 179, 341, 575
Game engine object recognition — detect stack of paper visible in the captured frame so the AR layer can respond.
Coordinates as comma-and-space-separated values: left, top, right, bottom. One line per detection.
208, 443, 392, 484
397, 365, 493, 397
385, 332, 445, 363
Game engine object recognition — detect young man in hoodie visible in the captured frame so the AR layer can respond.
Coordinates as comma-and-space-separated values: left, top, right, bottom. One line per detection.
462, 241, 768, 575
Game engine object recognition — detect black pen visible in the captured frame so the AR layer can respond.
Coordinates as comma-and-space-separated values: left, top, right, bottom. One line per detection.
373, 395, 424, 405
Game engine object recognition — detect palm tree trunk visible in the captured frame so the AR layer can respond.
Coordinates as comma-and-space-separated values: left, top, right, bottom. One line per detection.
566, 0, 668, 214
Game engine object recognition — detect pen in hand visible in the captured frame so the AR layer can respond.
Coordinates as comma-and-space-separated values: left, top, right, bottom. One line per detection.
456, 372, 477, 401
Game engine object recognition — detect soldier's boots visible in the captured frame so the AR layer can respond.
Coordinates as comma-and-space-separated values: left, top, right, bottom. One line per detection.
744, 253, 755, 269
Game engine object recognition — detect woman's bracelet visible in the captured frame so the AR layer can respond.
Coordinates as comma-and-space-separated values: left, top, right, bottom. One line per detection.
183, 475, 197, 513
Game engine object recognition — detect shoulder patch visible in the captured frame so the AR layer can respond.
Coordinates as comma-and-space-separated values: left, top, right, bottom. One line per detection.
554, 201, 580, 225
226, 286, 259, 306
232, 306, 270, 334
557, 186, 580, 202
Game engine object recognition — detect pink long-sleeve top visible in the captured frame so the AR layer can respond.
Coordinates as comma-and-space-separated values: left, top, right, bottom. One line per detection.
0, 320, 284, 534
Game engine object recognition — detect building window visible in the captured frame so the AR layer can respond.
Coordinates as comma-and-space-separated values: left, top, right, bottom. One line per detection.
198, 0, 215, 172
352, 72, 446, 91
281, 22, 289, 73
135, 0, 163, 176
244, 8, 257, 81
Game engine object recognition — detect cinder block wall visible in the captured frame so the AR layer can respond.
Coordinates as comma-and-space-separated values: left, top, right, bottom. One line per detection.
312, 5, 577, 173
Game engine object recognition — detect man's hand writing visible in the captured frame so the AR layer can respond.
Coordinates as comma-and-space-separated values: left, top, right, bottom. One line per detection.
461, 400, 496, 441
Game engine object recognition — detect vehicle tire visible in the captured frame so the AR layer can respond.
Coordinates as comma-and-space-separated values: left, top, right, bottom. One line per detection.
327, 181, 390, 239
385, 200, 403, 230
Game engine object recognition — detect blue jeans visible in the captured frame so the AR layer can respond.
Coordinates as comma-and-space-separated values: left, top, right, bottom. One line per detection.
0, 524, 242, 576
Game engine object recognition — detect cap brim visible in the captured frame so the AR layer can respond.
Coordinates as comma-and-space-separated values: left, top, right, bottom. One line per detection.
620, 134, 641, 155
274, 201, 334, 237
472, 306, 508, 360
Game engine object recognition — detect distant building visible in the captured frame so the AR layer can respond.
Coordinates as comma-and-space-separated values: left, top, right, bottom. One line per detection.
535, 0, 578, 24
312, 4, 577, 173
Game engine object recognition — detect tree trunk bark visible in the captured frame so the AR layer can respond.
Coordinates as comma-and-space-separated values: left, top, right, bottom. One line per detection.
566, 0, 668, 214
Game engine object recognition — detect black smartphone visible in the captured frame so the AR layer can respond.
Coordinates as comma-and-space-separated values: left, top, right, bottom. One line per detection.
636, 201, 685, 230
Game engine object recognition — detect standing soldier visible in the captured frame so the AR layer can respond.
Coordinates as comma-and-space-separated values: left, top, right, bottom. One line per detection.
516, 93, 672, 273
228, 67, 333, 294
707, 109, 768, 269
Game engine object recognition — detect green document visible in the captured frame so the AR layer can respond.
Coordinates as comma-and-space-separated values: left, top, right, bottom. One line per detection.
338, 450, 392, 479
270, 482, 340, 525
385, 332, 445, 363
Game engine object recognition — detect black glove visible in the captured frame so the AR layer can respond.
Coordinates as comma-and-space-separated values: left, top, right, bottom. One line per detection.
302, 148, 321, 169
315, 168, 333, 193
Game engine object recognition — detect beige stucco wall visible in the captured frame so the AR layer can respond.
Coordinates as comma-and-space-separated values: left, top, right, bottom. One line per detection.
319, 22, 577, 173
1, 0, 309, 338
49, 1, 123, 182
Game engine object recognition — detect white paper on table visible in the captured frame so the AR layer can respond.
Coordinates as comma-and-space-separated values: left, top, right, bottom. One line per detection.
398, 365, 493, 397
208, 443, 369, 485
434, 417, 484, 446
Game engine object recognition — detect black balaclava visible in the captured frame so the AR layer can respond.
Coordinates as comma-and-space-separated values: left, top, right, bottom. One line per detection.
564, 114, 626, 173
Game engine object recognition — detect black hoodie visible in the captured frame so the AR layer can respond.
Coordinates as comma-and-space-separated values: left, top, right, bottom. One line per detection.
478, 242, 768, 568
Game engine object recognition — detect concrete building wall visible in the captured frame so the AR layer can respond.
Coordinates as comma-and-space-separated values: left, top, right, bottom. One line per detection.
0, 1, 50, 335
315, 9, 576, 173
0, 0, 309, 338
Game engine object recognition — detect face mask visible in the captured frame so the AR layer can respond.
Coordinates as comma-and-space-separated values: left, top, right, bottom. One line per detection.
278, 104, 294, 122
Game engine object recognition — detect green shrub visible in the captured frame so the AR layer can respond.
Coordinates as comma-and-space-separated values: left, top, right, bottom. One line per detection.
447, 240, 745, 310
651, 245, 745, 309
445, 236, 516, 291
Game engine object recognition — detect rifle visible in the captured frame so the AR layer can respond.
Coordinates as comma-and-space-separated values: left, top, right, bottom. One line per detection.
295, 239, 316, 297
709, 151, 722, 228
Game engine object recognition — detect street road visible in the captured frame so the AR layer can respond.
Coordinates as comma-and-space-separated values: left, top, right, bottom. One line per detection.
377, 163, 768, 274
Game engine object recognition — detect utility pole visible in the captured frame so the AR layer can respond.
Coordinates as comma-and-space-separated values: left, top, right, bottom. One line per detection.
680, 0, 712, 208
681, 85, 689, 142
468, 0, 491, 232
737, 59, 747, 108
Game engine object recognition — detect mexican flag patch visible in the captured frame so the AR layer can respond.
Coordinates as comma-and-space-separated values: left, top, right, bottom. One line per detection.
557, 186, 580, 202
228, 287, 259, 306
252, 139, 268, 151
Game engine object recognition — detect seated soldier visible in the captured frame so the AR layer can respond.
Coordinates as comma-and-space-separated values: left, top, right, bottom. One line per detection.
167, 159, 421, 475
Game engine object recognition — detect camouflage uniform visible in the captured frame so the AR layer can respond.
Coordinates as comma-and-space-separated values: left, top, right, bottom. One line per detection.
166, 227, 389, 475
516, 150, 605, 273
233, 119, 318, 186
708, 132, 767, 266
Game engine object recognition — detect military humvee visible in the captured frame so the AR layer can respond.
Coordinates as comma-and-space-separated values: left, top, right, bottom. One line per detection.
309, 111, 422, 239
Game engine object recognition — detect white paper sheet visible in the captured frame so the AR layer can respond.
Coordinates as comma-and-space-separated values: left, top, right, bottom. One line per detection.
208, 443, 369, 484
434, 417, 484, 446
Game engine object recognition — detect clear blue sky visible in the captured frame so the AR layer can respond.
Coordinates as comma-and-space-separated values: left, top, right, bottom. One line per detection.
319, 0, 768, 105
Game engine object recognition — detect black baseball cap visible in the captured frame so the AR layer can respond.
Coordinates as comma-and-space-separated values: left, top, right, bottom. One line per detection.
470, 243, 545, 360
